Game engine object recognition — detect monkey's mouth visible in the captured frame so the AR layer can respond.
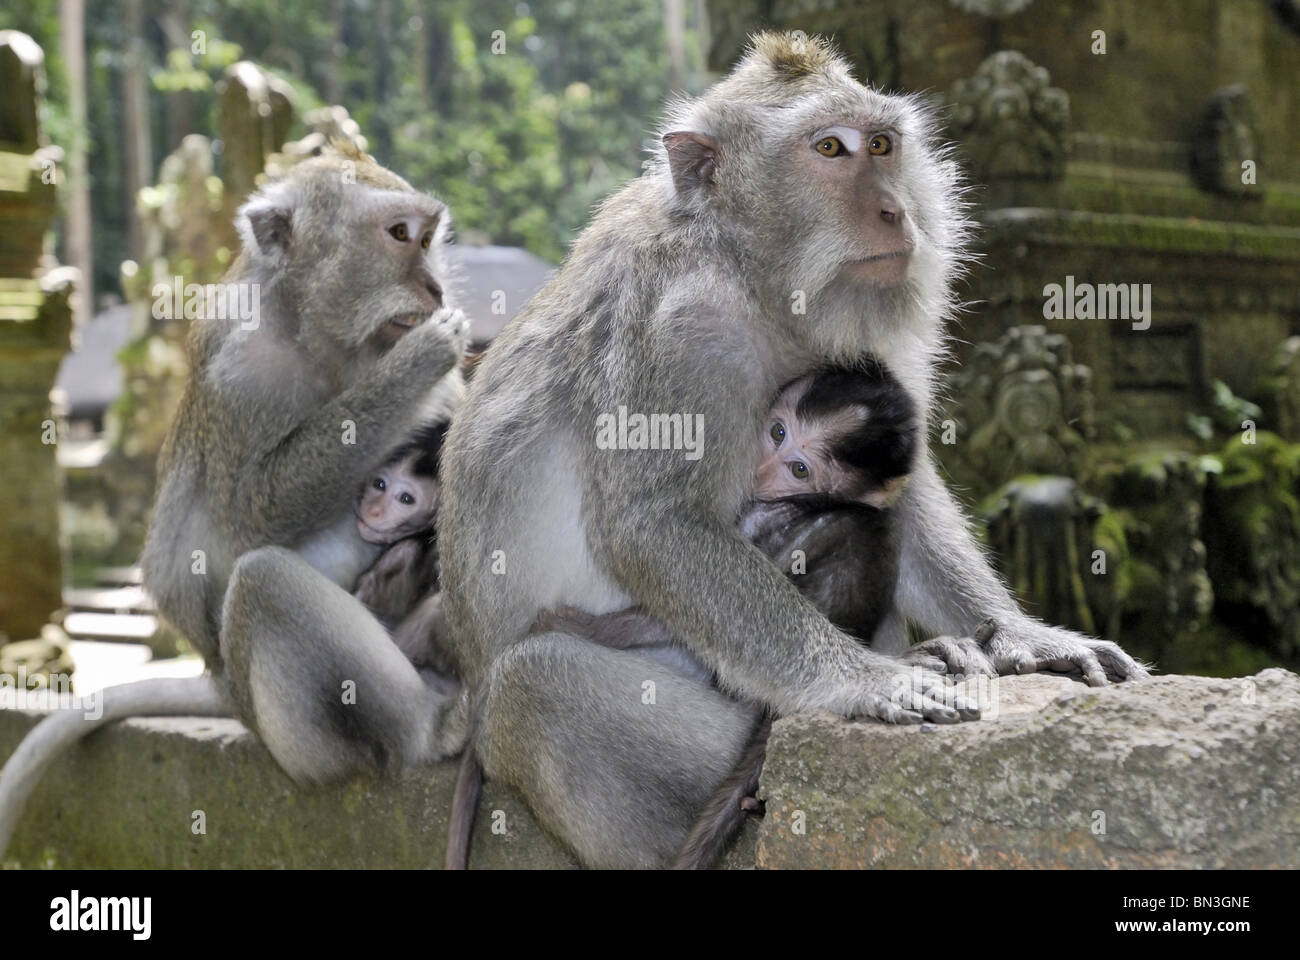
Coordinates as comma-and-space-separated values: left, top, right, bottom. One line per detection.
387, 312, 426, 331
356, 517, 391, 544
848, 249, 911, 265
842, 247, 913, 285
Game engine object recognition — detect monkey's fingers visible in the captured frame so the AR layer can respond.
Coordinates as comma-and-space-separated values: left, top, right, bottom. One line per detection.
855, 693, 926, 725
902, 636, 996, 678
1089, 640, 1152, 682
915, 674, 983, 721
898, 688, 963, 724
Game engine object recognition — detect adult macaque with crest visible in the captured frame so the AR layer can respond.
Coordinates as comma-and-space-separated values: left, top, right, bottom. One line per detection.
436, 32, 1146, 869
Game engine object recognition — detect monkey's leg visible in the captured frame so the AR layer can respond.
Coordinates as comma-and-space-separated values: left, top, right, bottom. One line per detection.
392, 591, 457, 675
529, 605, 673, 649
220, 546, 457, 783
0, 675, 225, 858
671, 713, 772, 870
476, 632, 759, 869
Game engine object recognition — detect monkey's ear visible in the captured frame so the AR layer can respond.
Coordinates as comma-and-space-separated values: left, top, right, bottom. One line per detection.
245, 203, 292, 255
236, 191, 295, 262
662, 131, 720, 194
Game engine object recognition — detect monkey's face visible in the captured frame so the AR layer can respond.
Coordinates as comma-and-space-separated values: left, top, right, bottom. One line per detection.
754, 377, 869, 500
355, 454, 440, 544
244, 163, 451, 357
792, 119, 915, 286
331, 190, 449, 353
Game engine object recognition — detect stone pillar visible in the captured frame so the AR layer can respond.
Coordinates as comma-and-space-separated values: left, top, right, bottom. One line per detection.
215, 61, 294, 255
0, 32, 76, 641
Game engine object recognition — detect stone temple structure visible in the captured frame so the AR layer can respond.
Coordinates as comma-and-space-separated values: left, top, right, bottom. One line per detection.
0, 32, 76, 645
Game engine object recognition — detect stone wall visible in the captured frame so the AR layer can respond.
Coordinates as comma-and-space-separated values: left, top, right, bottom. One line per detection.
4, 670, 1296, 868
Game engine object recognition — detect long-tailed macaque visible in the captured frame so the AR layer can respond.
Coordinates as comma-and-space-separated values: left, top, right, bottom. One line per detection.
435, 32, 1146, 869
0, 145, 469, 853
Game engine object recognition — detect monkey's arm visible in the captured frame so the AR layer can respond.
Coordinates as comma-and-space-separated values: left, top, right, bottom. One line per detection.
601, 502, 972, 722
891, 454, 1148, 683
354, 536, 436, 624
236, 311, 467, 541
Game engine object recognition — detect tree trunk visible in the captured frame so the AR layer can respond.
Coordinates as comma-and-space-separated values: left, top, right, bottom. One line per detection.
664, 0, 686, 93
122, 0, 153, 266
160, 0, 194, 154
58, 0, 92, 322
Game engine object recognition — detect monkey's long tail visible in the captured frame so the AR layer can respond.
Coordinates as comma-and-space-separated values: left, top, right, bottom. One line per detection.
0, 675, 226, 859
671, 713, 773, 870
444, 744, 483, 870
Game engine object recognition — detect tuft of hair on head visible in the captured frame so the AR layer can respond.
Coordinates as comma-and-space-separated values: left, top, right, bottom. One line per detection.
706, 31, 855, 107
745, 31, 845, 81
796, 359, 918, 492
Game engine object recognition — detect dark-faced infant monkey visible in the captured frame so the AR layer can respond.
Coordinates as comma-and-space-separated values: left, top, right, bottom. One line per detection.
448, 359, 930, 869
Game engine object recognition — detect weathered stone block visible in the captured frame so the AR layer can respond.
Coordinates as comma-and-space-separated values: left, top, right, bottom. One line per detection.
756, 670, 1300, 868
3, 670, 1295, 869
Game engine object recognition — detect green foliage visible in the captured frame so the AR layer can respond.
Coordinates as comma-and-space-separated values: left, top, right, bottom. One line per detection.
388, 0, 679, 260
5, 0, 698, 292
1204, 431, 1300, 662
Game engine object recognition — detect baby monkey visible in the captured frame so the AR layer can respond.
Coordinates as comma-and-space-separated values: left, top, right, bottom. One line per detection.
448, 359, 935, 869
352, 422, 446, 635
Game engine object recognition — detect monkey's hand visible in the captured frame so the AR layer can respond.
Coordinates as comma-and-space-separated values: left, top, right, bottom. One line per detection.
379, 306, 470, 383
354, 537, 427, 623
900, 634, 997, 678
985, 618, 1150, 685
846, 661, 984, 725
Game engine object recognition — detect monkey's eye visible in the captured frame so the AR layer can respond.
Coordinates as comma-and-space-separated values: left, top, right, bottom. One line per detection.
400, 492, 415, 505
389, 223, 410, 242
868, 134, 892, 156
815, 136, 847, 158
420, 232, 433, 250
769, 422, 786, 445
372, 478, 386, 491
790, 461, 809, 480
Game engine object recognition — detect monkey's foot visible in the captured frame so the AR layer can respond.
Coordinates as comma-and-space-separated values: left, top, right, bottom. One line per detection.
740, 795, 765, 816
901, 635, 997, 679
986, 620, 1150, 686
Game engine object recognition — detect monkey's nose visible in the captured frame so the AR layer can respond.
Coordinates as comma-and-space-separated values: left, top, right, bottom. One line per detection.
426, 279, 444, 303
875, 192, 904, 226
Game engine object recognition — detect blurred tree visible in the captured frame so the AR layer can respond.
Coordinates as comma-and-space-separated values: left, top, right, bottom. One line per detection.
1, 0, 707, 289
